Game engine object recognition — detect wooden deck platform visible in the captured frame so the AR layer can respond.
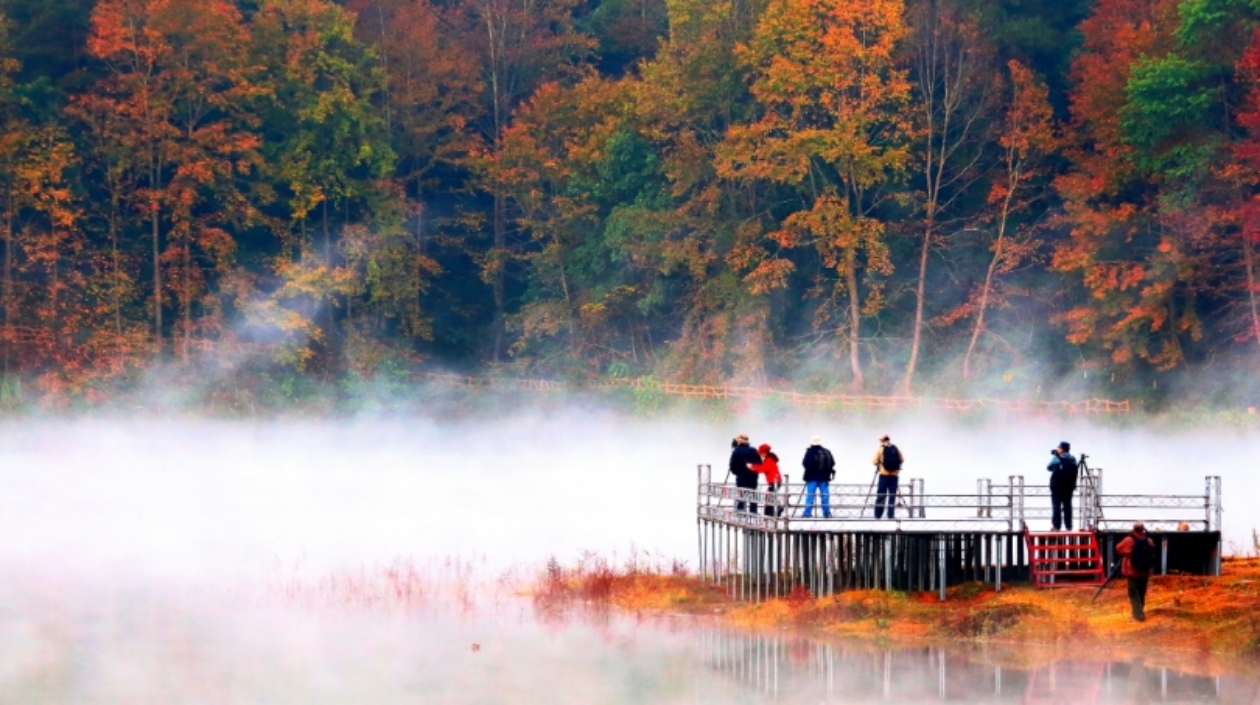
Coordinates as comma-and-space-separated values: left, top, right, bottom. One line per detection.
695, 463, 1223, 601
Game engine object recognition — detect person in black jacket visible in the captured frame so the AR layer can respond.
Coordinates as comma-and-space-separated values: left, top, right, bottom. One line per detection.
800, 436, 835, 518
1047, 441, 1078, 531
729, 434, 762, 513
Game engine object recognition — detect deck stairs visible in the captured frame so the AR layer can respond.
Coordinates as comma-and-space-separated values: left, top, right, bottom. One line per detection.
1024, 530, 1107, 589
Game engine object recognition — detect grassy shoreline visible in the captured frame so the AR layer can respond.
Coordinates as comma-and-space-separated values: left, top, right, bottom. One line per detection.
534, 557, 1260, 669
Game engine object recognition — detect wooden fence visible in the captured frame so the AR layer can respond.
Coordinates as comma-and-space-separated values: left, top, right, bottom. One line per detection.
421, 373, 1130, 415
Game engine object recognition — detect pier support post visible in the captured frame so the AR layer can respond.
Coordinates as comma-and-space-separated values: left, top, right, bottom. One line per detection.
884, 536, 893, 590
995, 535, 1002, 592
938, 538, 947, 601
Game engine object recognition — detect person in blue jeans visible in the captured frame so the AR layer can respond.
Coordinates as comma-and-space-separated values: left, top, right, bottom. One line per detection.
871, 435, 904, 519
800, 436, 835, 518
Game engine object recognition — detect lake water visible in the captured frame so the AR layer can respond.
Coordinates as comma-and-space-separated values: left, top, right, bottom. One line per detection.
0, 415, 1256, 701
1, 581, 1254, 703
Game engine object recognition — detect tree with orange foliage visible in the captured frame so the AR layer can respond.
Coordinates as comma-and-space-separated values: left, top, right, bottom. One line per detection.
347, 0, 481, 198
85, 0, 261, 360
14, 126, 90, 398
0, 15, 23, 383
717, 0, 911, 389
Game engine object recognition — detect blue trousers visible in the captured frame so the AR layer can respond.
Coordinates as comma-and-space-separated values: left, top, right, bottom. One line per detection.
802, 481, 831, 517
874, 474, 899, 519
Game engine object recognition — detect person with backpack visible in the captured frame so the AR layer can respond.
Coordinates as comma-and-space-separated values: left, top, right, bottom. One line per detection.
871, 435, 904, 519
1115, 522, 1158, 621
800, 436, 835, 518
1047, 441, 1078, 531
729, 434, 762, 513
748, 443, 783, 517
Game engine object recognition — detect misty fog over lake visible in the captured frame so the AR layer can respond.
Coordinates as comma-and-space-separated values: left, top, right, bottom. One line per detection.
0, 412, 1256, 702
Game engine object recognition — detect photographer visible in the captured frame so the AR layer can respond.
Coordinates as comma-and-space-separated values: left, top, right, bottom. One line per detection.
1047, 441, 1079, 531
728, 435, 762, 513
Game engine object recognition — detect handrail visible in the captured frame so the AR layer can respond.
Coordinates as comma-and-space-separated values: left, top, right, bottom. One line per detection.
698, 468, 1222, 533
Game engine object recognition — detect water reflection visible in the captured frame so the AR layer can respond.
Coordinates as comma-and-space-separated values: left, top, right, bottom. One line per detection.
695, 627, 1252, 703
1, 578, 1256, 704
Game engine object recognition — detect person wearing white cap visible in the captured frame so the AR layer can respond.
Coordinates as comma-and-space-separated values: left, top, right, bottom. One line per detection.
800, 436, 835, 518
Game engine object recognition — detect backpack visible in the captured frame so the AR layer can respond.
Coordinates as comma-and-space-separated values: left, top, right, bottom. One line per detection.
817, 448, 836, 480
1129, 536, 1156, 573
1057, 454, 1079, 491
882, 445, 902, 471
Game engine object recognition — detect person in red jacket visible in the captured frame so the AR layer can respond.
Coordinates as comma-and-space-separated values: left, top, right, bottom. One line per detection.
1115, 522, 1158, 621
749, 443, 782, 517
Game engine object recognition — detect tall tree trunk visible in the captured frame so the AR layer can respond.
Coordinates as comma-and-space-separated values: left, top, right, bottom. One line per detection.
323, 197, 331, 266
3, 187, 11, 379
904, 211, 932, 391
485, 3, 507, 363
491, 189, 506, 361
110, 193, 122, 337
1246, 230, 1260, 352
152, 198, 161, 357
50, 226, 59, 346
845, 246, 864, 389
181, 231, 191, 363
963, 189, 1016, 379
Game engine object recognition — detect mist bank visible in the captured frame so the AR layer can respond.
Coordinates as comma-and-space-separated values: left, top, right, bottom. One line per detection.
2, 365, 1259, 427
0, 409, 1255, 587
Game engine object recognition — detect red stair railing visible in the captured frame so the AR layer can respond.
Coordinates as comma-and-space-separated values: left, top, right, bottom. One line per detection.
1024, 529, 1107, 588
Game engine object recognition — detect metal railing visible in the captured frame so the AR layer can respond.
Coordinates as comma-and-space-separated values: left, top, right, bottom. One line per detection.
697, 463, 1223, 533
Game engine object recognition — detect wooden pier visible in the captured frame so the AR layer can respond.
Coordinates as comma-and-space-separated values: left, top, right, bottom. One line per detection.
695, 461, 1223, 601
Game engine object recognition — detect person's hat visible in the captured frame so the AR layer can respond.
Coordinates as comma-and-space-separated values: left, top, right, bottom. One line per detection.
810, 435, 821, 446
736, 434, 749, 443
1133, 522, 1146, 533
1059, 440, 1071, 451
758, 443, 772, 454
879, 434, 890, 442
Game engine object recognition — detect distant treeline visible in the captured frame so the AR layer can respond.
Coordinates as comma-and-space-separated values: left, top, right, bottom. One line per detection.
0, 0, 1257, 407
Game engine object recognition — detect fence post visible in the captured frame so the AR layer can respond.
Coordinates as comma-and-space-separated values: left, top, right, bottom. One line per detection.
1094, 466, 1104, 530
1015, 476, 1026, 531
1213, 475, 1223, 576
1205, 475, 1212, 532
697, 465, 704, 581
1080, 463, 1093, 530
1213, 476, 1223, 533
1007, 476, 1016, 532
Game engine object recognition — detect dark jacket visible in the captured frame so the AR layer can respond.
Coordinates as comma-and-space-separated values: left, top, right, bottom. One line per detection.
1116, 532, 1156, 578
802, 445, 835, 483
1047, 452, 1078, 493
729, 443, 761, 488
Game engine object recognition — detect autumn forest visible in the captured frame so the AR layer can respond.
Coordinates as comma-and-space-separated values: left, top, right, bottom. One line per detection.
1, 0, 1259, 408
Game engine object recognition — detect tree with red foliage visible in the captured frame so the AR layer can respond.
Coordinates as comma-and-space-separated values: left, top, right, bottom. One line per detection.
1227, 28, 1260, 351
